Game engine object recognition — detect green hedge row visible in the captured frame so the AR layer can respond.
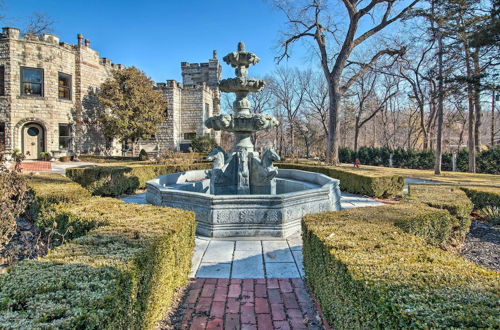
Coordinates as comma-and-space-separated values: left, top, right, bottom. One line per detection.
278, 163, 404, 197
461, 186, 500, 209
0, 174, 196, 329
26, 174, 93, 241
339, 146, 500, 174
66, 163, 211, 196
407, 184, 474, 246
302, 204, 499, 329
77, 155, 141, 163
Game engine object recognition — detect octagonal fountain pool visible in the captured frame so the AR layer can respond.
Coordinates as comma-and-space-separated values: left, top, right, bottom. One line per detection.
146, 169, 340, 237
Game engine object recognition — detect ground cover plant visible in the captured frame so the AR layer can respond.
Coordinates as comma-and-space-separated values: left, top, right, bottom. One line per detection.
0, 174, 196, 329
0, 170, 30, 249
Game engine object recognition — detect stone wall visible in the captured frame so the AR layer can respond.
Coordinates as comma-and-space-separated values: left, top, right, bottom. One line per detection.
0, 26, 222, 158
145, 55, 222, 153
0, 27, 122, 157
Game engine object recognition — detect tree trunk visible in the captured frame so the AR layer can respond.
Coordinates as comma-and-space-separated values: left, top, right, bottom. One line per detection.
472, 50, 481, 151
464, 44, 476, 172
354, 117, 360, 153
434, 33, 444, 175
420, 109, 428, 150
492, 90, 496, 146
327, 82, 340, 164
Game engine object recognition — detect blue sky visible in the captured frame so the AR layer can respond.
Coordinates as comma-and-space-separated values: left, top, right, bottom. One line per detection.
2, 0, 312, 81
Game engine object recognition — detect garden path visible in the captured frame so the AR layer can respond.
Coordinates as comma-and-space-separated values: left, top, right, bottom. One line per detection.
120, 192, 383, 329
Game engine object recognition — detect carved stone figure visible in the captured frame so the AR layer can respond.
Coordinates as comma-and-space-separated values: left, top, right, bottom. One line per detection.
206, 147, 227, 169
248, 149, 280, 194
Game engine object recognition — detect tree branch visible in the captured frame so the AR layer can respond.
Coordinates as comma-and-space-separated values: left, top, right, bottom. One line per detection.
353, 0, 420, 48
342, 48, 403, 91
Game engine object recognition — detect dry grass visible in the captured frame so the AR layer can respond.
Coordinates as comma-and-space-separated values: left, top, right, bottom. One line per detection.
334, 163, 500, 187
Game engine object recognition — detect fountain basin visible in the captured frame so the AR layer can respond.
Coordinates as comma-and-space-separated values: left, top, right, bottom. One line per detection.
146, 169, 341, 237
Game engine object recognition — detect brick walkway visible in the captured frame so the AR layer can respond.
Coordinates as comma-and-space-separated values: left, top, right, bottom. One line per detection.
120, 192, 384, 329
19, 161, 52, 172
177, 278, 325, 330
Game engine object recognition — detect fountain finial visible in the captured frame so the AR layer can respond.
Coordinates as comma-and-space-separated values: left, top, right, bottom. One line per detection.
238, 41, 246, 52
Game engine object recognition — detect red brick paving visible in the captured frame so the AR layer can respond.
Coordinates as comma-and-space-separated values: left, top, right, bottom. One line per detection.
180, 278, 324, 329
19, 161, 52, 172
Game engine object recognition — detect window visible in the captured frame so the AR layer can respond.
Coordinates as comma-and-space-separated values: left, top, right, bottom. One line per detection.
58, 124, 71, 149
0, 66, 5, 96
21, 67, 43, 96
58, 73, 71, 100
184, 132, 196, 140
0, 122, 5, 149
27, 127, 39, 136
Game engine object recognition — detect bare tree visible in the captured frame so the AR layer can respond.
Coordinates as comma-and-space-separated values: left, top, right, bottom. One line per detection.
274, 0, 419, 164
304, 70, 329, 137
24, 12, 54, 37
350, 71, 399, 152
268, 67, 307, 155
248, 76, 274, 146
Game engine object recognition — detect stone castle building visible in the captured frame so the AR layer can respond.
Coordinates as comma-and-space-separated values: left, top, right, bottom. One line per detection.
143, 54, 221, 153
0, 26, 221, 159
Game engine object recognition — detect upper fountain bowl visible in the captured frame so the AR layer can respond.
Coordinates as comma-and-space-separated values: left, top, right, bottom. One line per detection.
223, 41, 260, 69
205, 113, 279, 132
219, 77, 265, 93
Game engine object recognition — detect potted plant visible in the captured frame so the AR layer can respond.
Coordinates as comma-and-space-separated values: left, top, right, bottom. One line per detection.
39, 151, 51, 161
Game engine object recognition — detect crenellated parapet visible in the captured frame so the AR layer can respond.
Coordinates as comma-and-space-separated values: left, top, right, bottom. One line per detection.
0, 27, 123, 70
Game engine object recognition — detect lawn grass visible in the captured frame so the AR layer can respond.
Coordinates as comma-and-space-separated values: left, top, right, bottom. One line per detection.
336, 163, 500, 186
286, 159, 499, 186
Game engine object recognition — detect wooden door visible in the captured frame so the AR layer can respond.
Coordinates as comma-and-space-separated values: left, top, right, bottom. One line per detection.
23, 123, 43, 159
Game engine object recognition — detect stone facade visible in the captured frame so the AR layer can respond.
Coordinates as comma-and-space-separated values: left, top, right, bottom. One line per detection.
142, 55, 221, 153
0, 26, 221, 159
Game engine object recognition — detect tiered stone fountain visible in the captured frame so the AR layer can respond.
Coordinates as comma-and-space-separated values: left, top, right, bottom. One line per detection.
146, 42, 341, 237
204, 41, 280, 195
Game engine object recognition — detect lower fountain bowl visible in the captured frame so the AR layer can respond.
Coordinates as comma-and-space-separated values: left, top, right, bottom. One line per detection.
146, 169, 341, 237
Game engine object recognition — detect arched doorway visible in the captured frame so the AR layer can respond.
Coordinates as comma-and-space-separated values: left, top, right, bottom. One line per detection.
22, 123, 44, 159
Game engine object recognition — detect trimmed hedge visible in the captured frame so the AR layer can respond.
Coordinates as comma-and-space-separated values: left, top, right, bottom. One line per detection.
461, 186, 500, 209
66, 163, 211, 196
278, 163, 404, 197
77, 155, 141, 163
407, 184, 473, 244
303, 204, 500, 329
0, 175, 196, 329
26, 174, 93, 241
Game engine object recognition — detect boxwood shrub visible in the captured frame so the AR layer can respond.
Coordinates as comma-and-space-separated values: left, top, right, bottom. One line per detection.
278, 163, 404, 197
407, 184, 473, 244
461, 186, 500, 209
66, 163, 211, 196
26, 174, 93, 240
302, 205, 500, 329
0, 194, 195, 329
